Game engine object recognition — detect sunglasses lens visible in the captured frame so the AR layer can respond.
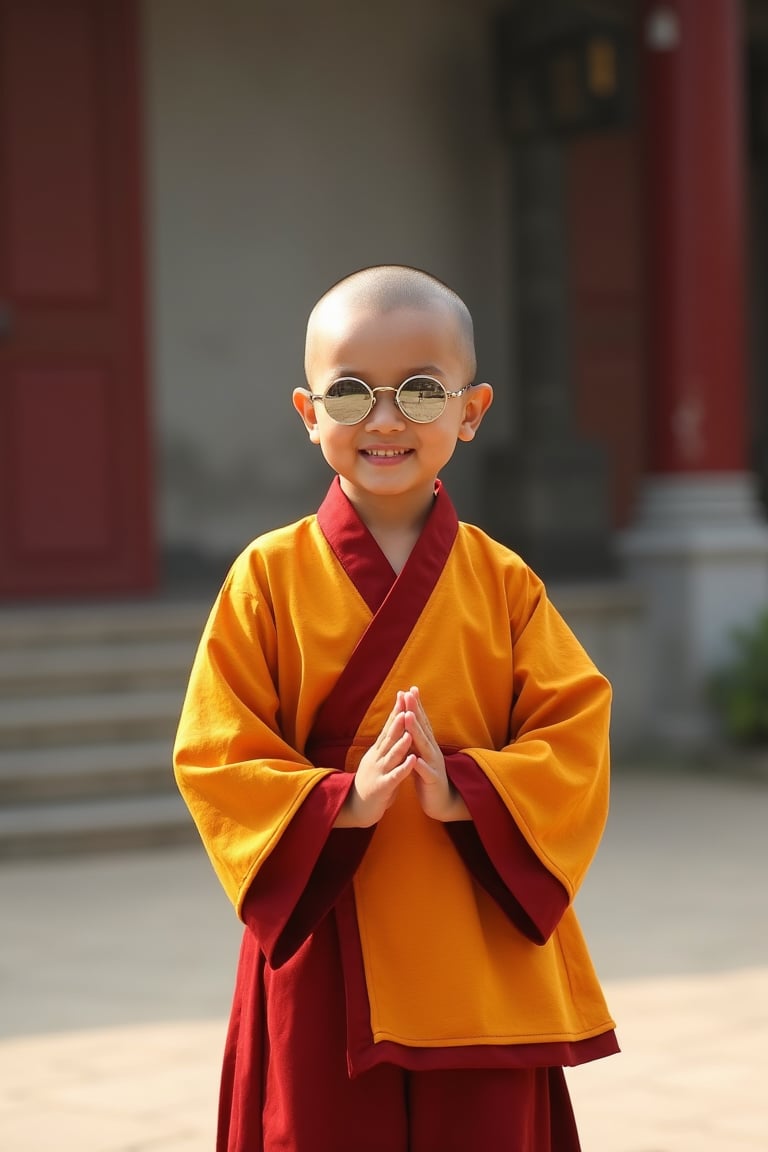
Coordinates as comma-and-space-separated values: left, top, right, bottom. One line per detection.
398, 377, 447, 422
323, 379, 372, 424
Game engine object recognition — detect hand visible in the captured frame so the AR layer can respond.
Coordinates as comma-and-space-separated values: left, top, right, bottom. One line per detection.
334, 693, 416, 828
403, 686, 470, 822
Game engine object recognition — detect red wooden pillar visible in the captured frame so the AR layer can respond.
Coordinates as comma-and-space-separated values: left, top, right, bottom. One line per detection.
640, 0, 747, 474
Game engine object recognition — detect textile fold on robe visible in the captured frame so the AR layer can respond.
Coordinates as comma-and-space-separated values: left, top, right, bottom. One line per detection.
174, 477, 618, 1073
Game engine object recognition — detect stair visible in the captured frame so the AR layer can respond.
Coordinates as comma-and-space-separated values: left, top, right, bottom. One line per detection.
0, 599, 211, 858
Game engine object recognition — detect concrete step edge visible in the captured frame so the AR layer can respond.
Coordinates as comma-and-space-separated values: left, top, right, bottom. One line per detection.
0, 692, 182, 750
0, 794, 196, 859
0, 740, 176, 802
0, 601, 210, 649
0, 739, 174, 777
0, 689, 184, 728
0, 671, 189, 701
0, 639, 197, 678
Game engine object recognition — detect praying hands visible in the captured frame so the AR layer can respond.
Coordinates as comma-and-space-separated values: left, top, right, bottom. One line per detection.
335, 686, 470, 828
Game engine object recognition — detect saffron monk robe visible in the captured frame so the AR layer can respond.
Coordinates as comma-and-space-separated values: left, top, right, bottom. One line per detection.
173, 265, 619, 1152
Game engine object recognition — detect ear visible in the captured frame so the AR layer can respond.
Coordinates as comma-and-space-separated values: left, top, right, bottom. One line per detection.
293, 388, 322, 444
457, 382, 493, 442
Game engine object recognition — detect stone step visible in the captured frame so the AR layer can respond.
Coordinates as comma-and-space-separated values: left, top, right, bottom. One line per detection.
0, 639, 196, 698
0, 689, 184, 750
0, 599, 208, 857
0, 793, 196, 859
0, 740, 175, 804
0, 599, 210, 650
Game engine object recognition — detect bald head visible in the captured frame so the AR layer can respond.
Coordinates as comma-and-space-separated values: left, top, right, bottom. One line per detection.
304, 265, 476, 381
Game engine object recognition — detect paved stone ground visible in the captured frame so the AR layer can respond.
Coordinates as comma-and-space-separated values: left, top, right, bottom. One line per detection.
1, 766, 767, 1150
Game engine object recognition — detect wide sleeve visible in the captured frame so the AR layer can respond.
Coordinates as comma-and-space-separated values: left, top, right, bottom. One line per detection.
444, 754, 569, 944
448, 565, 611, 944
241, 777, 375, 968
173, 555, 361, 925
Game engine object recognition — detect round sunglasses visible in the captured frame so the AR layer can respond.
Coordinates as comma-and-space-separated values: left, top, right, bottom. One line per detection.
304, 375, 474, 425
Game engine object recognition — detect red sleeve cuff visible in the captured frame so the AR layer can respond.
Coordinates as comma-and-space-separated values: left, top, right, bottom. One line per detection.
444, 753, 569, 944
241, 772, 374, 967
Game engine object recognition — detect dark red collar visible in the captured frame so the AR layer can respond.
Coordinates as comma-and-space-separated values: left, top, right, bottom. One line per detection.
316, 476, 457, 613
309, 477, 459, 746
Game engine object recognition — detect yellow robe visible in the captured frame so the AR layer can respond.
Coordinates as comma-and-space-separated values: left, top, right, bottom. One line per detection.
174, 478, 616, 1057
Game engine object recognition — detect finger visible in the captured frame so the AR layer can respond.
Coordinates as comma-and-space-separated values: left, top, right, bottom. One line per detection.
405, 686, 434, 734
380, 710, 408, 754
379, 729, 413, 773
372, 703, 406, 754
386, 752, 417, 783
382, 693, 406, 732
410, 755, 437, 783
403, 708, 428, 752
403, 707, 437, 758
403, 713, 446, 784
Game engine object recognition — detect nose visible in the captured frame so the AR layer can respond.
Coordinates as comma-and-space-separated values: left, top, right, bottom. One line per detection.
365, 387, 406, 430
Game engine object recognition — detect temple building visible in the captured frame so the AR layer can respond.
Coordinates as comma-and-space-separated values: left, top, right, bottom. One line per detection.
2, 0, 767, 750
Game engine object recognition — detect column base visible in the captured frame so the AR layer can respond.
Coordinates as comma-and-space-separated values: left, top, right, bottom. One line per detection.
618, 473, 768, 748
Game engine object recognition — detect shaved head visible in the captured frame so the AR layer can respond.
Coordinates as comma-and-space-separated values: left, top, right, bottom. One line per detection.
304, 265, 476, 381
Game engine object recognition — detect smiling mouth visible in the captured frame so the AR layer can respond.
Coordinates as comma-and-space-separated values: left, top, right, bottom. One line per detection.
362, 448, 412, 458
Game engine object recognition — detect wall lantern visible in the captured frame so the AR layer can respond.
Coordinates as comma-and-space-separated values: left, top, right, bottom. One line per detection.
497, 17, 633, 142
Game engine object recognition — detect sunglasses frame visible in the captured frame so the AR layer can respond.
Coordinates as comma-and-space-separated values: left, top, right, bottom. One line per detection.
304, 375, 474, 425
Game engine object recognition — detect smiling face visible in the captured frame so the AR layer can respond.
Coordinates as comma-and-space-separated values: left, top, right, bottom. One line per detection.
294, 300, 492, 524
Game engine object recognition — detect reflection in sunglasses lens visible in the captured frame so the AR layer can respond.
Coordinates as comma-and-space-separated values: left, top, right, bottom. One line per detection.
398, 378, 446, 422
325, 379, 371, 423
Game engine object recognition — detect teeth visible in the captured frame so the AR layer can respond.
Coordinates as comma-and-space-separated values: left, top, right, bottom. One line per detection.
365, 448, 409, 457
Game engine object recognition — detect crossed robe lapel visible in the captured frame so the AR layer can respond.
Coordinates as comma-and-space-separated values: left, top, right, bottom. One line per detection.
308, 477, 458, 756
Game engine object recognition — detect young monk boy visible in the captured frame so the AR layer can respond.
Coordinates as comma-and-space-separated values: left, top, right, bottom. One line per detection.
174, 264, 618, 1151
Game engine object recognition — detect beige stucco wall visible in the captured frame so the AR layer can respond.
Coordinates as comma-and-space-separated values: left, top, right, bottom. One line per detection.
142, 0, 514, 563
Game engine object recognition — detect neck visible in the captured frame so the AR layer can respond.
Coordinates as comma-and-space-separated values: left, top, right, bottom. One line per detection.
338, 480, 437, 573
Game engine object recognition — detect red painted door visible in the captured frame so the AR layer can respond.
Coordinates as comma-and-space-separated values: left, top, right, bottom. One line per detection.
0, 0, 154, 598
